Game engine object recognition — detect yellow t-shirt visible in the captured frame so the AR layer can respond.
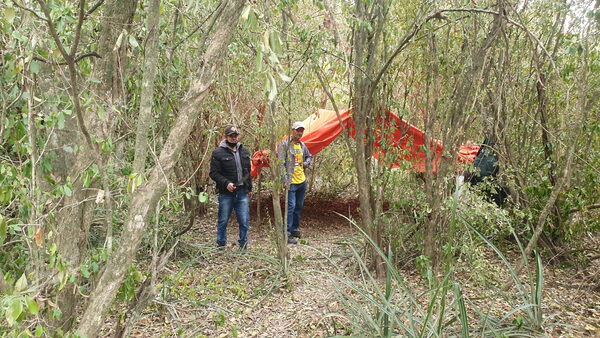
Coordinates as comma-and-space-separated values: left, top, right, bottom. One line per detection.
291, 143, 306, 184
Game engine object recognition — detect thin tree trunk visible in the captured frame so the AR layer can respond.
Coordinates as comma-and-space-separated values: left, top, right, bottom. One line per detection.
268, 101, 288, 273
27, 74, 44, 277
133, 0, 161, 174
513, 26, 591, 277
424, 1, 504, 270
76, 1, 246, 335
114, 203, 178, 338
351, 0, 386, 277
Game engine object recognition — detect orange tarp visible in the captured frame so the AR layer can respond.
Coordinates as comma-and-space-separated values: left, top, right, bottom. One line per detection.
298, 109, 353, 155
250, 108, 479, 177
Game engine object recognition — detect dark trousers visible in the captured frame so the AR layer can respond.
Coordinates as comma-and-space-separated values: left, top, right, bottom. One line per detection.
287, 181, 307, 236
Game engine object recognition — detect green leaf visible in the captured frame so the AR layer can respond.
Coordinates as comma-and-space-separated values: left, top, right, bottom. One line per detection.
5, 7, 15, 24
128, 35, 139, 49
269, 31, 282, 55
15, 273, 28, 292
268, 74, 277, 101
279, 72, 292, 82
247, 9, 257, 30
255, 47, 263, 71
57, 111, 66, 129
268, 51, 280, 64
133, 271, 143, 283
198, 192, 208, 203
6, 298, 23, 326
114, 30, 125, 51
241, 5, 251, 21
35, 326, 44, 337
26, 296, 39, 315
83, 172, 91, 188
63, 185, 72, 197
0, 216, 7, 245
262, 30, 270, 51
264, 75, 271, 93
80, 264, 90, 278
30, 60, 40, 74
454, 283, 469, 336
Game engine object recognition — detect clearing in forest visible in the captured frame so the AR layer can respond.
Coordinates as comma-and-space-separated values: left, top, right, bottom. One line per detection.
102, 196, 599, 337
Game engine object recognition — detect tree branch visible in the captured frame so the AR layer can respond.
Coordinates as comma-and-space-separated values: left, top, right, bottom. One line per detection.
12, 0, 45, 21
438, 7, 557, 71
35, 0, 71, 62
568, 203, 600, 214
36, 0, 96, 150
371, 6, 558, 98
33, 52, 101, 65
70, 0, 87, 59
86, 0, 104, 16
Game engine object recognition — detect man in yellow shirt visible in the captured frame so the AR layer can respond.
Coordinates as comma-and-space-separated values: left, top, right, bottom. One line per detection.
277, 122, 313, 244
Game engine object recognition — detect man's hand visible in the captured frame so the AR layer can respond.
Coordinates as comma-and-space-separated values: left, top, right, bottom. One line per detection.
227, 182, 236, 192
284, 182, 291, 190
248, 191, 252, 199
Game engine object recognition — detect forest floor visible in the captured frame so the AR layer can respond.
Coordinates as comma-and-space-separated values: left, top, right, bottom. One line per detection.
104, 195, 599, 337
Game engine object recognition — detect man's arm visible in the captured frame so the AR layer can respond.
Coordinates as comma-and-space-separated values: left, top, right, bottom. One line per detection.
302, 143, 313, 168
244, 149, 253, 192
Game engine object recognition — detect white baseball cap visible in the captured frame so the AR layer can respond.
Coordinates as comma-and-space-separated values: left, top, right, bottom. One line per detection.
292, 121, 305, 130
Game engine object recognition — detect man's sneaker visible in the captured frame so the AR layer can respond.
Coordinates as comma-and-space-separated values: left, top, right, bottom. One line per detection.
291, 231, 302, 239
287, 237, 298, 244
216, 243, 226, 251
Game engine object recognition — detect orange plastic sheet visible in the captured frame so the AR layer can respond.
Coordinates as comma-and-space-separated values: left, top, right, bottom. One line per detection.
250, 108, 479, 177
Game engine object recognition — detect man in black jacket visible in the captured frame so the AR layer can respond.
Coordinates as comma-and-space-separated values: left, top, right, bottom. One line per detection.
209, 126, 253, 249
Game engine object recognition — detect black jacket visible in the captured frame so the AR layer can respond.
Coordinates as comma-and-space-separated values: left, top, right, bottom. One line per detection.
209, 140, 252, 194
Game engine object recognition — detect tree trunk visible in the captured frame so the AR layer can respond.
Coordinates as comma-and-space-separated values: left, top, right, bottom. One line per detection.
45, 0, 139, 329
76, 1, 246, 335
268, 102, 288, 273
423, 2, 504, 270
350, 0, 386, 277
513, 26, 592, 276
133, 0, 161, 174
95, 0, 139, 109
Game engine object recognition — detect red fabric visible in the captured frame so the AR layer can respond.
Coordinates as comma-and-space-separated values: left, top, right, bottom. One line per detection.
250, 149, 270, 178
369, 110, 443, 172
299, 109, 353, 154
457, 141, 480, 163
250, 108, 479, 177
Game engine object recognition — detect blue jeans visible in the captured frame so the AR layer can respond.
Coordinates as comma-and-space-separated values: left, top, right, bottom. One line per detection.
287, 181, 307, 236
216, 189, 250, 247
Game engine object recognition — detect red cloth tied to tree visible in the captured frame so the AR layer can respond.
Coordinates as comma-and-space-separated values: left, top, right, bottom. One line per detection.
250, 108, 479, 177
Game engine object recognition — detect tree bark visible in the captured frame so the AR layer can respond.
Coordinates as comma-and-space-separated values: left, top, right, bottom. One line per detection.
350, 0, 386, 277
268, 102, 288, 273
95, 0, 139, 109
76, 1, 246, 336
133, 0, 161, 174
39, 0, 139, 330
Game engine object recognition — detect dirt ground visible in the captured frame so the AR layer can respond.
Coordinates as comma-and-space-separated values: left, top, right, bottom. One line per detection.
105, 195, 599, 337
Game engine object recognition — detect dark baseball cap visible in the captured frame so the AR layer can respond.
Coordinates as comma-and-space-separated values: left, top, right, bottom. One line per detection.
225, 125, 239, 136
